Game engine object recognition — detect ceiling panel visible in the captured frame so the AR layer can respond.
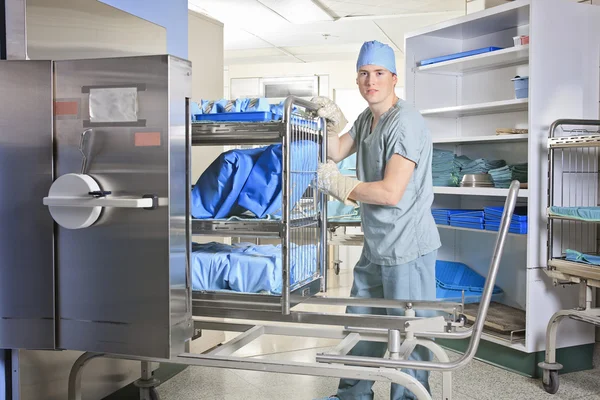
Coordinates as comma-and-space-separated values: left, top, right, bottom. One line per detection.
370, 11, 464, 51
224, 27, 273, 50
188, 0, 288, 27
225, 46, 360, 64
189, 0, 467, 65
250, 19, 389, 47
257, 0, 333, 23
318, 0, 465, 17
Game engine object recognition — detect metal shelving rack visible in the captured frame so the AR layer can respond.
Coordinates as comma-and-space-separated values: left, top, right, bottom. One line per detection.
190, 96, 328, 315
404, 0, 600, 363
540, 119, 600, 394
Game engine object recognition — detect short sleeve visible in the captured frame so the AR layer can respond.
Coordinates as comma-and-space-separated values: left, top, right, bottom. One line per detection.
386, 115, 423, 166
348, 107, 370, 141
348, 120, 358, 140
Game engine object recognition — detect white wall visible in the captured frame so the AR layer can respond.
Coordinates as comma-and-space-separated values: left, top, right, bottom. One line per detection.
189, 11, 224, 102
188, 10, 227, 195
98, 0, 188, 58
226, 57, 406, 100
26, 0, 167, 60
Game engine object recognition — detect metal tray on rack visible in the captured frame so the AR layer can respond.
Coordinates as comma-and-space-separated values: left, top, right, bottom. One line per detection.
192, 276, 322, 311
547, 258, 600, 282
192, 216, 319, 237
192, 121, 283, 145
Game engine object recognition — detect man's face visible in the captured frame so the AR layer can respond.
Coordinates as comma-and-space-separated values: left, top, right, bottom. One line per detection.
356, 65, 397, 105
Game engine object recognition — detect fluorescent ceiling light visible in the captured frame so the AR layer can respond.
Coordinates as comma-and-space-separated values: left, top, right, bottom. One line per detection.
256, 0, 334, 24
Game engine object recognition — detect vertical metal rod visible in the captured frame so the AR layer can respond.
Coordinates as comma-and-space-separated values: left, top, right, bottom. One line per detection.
388, 330, 401, 360
588, 147, 592, 250
561, 149, 564, 255
575, 148, 587, 246
321, 115, 328, 292
569, 148, 573, 251
546, 142, 556, 261
282, 99, 293, 314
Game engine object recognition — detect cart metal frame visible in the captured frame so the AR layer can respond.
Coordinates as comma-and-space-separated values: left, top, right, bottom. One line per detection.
191, 96, 328, 316
67, 167, 522, 400
68, 98, 520, 400
540, 118, 600, 394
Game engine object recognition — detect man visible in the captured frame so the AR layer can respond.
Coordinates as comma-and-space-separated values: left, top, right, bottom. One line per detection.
313, 40, 441, 400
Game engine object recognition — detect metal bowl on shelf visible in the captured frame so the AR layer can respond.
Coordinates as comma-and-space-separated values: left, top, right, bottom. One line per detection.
460, 173, 494, 187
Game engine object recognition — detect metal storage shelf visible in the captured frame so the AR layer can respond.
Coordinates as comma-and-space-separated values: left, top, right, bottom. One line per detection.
433, 186, 529, 197
547, 133, 600, 149
416, 45, 529, 75
437, 224, 526, 237
433, 134, 528, 144
421, 99, 529, 118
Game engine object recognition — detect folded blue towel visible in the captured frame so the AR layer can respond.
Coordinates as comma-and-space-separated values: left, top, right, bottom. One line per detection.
549, 206, 600, 222
565, 249, 600, 266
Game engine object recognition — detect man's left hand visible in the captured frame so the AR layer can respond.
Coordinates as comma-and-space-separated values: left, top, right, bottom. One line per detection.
316, 160, 361, 206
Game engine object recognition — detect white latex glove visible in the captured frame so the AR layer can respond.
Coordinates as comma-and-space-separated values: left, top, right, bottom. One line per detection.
311, 96, 348, 136
316, 160, 361, 206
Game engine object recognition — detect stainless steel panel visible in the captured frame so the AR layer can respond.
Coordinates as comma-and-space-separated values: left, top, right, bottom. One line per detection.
4, 0, 27, 60
54, 55, 192, 358
0, 61, 55, 349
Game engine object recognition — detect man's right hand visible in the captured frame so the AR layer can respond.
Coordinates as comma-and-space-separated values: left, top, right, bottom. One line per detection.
311, 96, 348, 136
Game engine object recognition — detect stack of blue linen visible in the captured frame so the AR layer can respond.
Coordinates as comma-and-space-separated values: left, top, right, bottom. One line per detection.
432, 149, 459, 186
432, 209, 451, 225
458, 158, 506, 181
484, 206, 528, 234
432, 209, 478, 225
488, 163, 528, 188
454, 155, 472, 172
449, 210, 485, 230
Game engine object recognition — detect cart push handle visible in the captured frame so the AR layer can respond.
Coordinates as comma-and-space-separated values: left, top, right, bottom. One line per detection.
317, 180, 521, 372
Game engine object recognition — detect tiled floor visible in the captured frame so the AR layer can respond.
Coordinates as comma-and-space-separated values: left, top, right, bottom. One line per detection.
157, 266, 600, 400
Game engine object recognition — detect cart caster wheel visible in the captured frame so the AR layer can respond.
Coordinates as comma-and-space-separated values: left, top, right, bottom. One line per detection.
149, 388, 161, 400
333, 260, 341, 275
543, 370, 559, 394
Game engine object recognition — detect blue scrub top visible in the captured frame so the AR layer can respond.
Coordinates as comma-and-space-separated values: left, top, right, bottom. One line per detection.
348, 98, 441, 265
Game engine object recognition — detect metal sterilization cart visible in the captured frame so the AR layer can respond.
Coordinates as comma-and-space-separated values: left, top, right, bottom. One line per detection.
540, 119, 600, 394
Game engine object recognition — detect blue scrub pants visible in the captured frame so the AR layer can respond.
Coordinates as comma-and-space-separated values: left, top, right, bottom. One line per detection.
337, 250, 438, 400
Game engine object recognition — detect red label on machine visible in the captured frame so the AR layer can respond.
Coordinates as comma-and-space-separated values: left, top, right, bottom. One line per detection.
135, 132, 161, 147
54, 101, 79, 116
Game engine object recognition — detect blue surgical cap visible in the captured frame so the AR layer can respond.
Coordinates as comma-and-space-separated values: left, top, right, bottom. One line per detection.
356, 40, 396, 75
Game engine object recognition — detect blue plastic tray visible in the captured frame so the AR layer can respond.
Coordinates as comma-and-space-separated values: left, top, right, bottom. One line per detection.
194, 111, 274, 123
485, 222, 528, 234
436, 260, 503, 304
452, 210, 485, 217
484, 206, 528, 222
450, 221, 485, 230
432, 209, 480, 216
419, 47, 503, 66
451, 216, 484, 224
